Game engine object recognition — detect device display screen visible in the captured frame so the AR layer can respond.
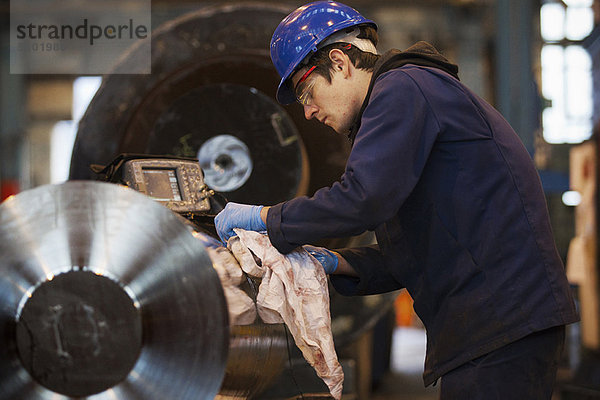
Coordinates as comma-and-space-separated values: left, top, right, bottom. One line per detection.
142, 168, 182, 201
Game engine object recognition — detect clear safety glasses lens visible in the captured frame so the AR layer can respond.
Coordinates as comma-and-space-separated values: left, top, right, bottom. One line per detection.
296, 79, 315, 106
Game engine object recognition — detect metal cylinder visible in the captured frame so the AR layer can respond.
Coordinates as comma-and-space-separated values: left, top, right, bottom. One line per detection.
0, 182, 293, 400
0, 181, 230, 400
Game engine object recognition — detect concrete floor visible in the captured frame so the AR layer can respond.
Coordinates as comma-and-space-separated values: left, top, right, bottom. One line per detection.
370, 327, 439, 400
369, 326, 570, 400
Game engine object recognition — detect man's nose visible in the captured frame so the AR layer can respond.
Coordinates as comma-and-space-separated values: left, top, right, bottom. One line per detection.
304, 104, 318, 120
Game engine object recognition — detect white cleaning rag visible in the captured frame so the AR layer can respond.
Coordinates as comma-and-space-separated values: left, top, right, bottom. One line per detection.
228, 229, 344, 400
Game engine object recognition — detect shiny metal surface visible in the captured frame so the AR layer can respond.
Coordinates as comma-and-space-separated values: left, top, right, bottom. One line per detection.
0, 181, 229, 400
188, 232, 289, 399
218, 323, 288, 399
198, 134, 253, 192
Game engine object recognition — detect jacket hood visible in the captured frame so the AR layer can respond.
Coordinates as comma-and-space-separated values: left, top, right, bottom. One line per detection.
348, 41, 459, 142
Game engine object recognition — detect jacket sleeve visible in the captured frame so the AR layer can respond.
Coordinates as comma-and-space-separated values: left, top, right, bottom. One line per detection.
267, 69, 441, 254
330, 244, 404, 295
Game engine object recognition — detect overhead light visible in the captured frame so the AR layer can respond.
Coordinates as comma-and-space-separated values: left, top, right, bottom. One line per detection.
562, 191, 582, 206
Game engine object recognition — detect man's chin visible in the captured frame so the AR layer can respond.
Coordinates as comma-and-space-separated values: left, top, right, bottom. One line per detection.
322, 120, 348, 135
331, 124, 350, 135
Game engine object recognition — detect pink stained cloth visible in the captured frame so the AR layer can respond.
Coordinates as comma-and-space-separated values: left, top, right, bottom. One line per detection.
228, 229, 344, 400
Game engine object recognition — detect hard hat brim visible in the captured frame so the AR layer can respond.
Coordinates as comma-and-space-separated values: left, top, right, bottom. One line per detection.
276, 76, 298, 105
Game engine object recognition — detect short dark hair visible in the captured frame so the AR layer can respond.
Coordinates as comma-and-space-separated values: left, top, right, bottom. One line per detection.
305, 25, 380, 84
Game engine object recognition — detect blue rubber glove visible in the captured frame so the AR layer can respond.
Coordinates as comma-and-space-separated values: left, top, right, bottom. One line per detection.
303, 245, 338, 274
214, 202, 266, 243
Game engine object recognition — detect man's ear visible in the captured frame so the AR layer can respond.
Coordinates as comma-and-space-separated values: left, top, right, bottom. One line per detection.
328, 48, 350, 76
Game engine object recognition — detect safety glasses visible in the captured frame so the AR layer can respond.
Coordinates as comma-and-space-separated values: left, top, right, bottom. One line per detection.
294, 66, 317, 106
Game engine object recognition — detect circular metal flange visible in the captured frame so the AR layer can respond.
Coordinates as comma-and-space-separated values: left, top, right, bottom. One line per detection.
146, 83, 305, 203
0, 181, 229, 400
198, 134, 253, 192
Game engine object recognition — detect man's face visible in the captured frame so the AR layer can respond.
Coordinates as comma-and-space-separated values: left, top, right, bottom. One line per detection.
291, 65, 358, 134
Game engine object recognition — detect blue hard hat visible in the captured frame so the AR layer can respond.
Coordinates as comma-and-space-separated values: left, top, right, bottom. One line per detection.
270, 1, 377, 105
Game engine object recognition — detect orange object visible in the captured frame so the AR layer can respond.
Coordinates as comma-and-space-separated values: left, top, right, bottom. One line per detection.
395, 289, 415, 327
1, 180, 20, 202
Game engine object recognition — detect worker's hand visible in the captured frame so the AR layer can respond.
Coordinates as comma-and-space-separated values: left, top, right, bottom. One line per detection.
214, 202, 266, 243
303, 245, 339, 274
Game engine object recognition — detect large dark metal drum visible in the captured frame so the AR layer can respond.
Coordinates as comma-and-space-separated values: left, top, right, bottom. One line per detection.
69, 2, 352, 206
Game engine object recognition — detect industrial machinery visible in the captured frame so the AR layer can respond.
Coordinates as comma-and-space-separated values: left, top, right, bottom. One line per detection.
68, 0, 396, 360
0, 178, 305, 399
0, 164, 347, 400
89, 153, 227, 237
68, 3, 345, 205
0, 181, 232, 400
0, 3, 398, 399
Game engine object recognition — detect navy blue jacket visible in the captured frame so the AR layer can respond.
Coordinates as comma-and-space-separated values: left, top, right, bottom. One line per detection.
266, 46, 579, 385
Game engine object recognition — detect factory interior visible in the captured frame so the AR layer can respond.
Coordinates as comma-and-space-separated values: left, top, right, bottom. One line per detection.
2, 0, 600, 399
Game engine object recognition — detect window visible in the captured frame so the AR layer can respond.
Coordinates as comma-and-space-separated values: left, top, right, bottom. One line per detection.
50, 77, 102, 183
540, 0, 594, 143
